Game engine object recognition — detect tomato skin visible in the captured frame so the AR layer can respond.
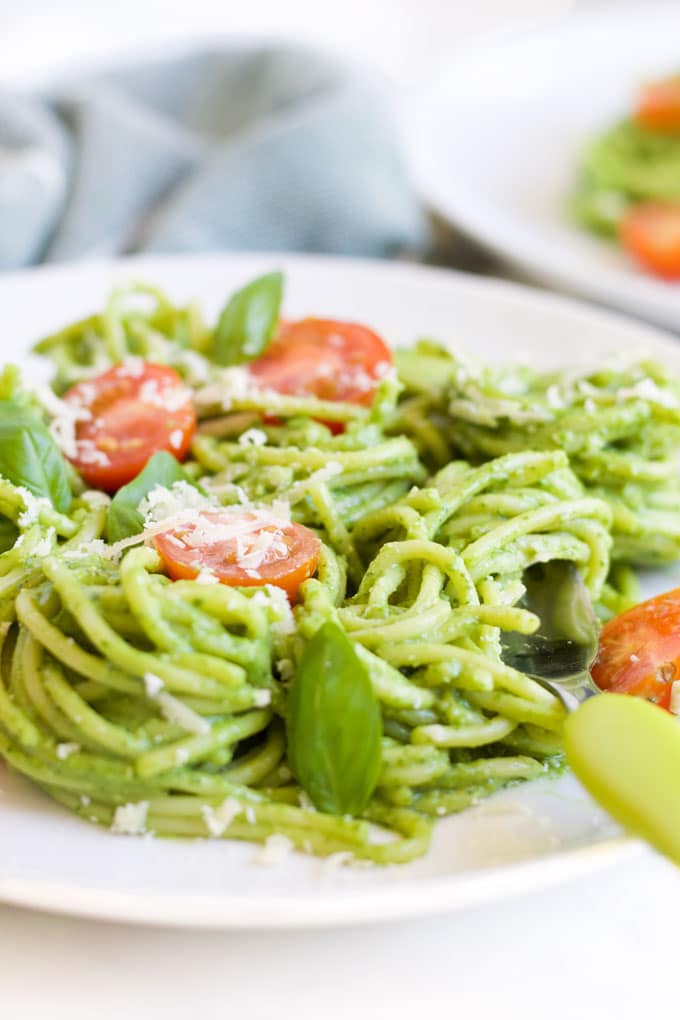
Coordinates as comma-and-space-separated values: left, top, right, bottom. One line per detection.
620, 202, 680, 280
591, 587, 680, 710
635, 77, 680, 134
248, 318, 392, 405
154, 509, 321, 602
64, 362, 196, 492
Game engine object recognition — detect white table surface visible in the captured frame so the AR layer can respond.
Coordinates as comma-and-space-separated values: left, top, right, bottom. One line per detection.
0, 846, 677, 1019
1, 2, 679, 1017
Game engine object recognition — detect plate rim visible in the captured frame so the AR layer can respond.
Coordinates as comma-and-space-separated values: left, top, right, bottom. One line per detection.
0, 250, 673, 928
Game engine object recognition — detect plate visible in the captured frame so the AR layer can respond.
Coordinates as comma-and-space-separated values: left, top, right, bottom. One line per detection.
1, 252, 678, 929
405, 2, 680, 332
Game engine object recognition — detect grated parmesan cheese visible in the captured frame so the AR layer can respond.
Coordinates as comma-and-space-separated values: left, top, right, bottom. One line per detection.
143, 672, 165, 697
319, 851, 355, 875
111, 801, 149, 835
177, 350, 212, 386
255, 834, 294, 866
33, 384, 92, 459
200, 797, 243, 837
617, 378, 679, 408
16, 488, 51, 528
56, 742, 80, 760
238, 428, 268, 447
32, 527, 56, 558
194, 569, 219, 585
76, 440, 110, 467
138, 481, 212, 525
156, 691, 210, 735
196, 366, 255, 412
119, 357, 145, 378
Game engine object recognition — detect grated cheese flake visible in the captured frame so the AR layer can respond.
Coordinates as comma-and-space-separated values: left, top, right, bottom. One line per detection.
111, 801, 149, 835
56, 742, 80, 760
32, 527, 56, 558
143, 672, 165, 697
200, 797, 243, 837
238, 427, 268, 447
255, 834, 294, 866
33, 384, 92, 459
156, 691, 210, 735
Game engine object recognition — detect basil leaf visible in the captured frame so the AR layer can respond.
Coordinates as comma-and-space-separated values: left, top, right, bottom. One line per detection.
0, 402, 72, 513
286, 620, 382, 816
0, 516, 19, 553
107, 451, 197, 544
213, 271, 283, 366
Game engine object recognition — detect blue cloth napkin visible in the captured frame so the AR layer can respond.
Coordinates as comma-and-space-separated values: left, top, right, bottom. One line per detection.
0, 46, 426, 269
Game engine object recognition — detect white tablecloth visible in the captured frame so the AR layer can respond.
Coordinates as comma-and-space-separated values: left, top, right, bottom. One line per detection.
0, 847, 677, 1019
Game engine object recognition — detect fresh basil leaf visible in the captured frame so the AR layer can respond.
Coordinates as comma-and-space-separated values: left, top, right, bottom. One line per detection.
286, 620, 382, 816
0, 515, 19, 553
107, 451, 197, 544
0, 402, 72, 513
213, 271, 283, 366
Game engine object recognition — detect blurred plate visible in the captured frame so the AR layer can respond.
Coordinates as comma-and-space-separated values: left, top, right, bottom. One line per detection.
405, 2, 680, 331
2, 252, 677, 929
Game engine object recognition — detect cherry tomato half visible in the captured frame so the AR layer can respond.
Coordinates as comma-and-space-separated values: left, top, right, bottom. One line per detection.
635, 76, 680, 134
590, 588, 680, 710
620, 202, 680, 281
154, 509, 321, 602
248, 318, 392, 405
65, 361, 196, 492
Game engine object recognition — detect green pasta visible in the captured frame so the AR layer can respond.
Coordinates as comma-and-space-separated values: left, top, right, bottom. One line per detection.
0, 278, 678, 866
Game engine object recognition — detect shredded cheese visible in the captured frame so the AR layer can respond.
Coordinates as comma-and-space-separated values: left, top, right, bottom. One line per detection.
255, 834, 294, 866
143, 672, 165, 697
55, 742, 80, 760
238, 427, 268, 447
111, 801, 149, 835
156, 691, 210, 735
200, 798, 243, 837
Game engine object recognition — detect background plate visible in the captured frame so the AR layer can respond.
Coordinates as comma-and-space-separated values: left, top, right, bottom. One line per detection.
406, 2, 680, 332
1, 252, 677, 928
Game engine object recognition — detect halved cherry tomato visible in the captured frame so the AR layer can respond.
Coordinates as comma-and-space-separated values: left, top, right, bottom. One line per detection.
154, 508, 321, 602
635, 76, 680, 134
248, 318, 392, 405
620, 202, 680, 280
590, 588, 680, 710
64, 361, 196, 492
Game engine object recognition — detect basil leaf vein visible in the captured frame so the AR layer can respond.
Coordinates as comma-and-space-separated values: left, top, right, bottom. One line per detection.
213, 271, 283, 366
286, 620, 382, 816
107, 451, 198, 544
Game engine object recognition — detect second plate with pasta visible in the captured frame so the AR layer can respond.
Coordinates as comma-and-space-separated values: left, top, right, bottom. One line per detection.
1, 252, 679, 929
405, 2, 680, 332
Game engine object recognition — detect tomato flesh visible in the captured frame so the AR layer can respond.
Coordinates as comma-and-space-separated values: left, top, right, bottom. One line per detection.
620, 202, 680, 280
248, 318, 392, 405
154, 509, 321, 602
635, 77, 680, 134
65, 361, 196, 492
591, 588, 680, 710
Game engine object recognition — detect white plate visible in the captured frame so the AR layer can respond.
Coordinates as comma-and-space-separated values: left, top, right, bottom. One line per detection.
1, 252, 678, 930
406, 2, 680, 332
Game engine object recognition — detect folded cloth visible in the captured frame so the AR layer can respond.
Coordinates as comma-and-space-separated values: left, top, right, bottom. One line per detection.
0, 45, 426, 269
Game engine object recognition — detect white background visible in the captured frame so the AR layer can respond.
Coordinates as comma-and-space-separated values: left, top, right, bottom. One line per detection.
1, 2, 678, 1019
